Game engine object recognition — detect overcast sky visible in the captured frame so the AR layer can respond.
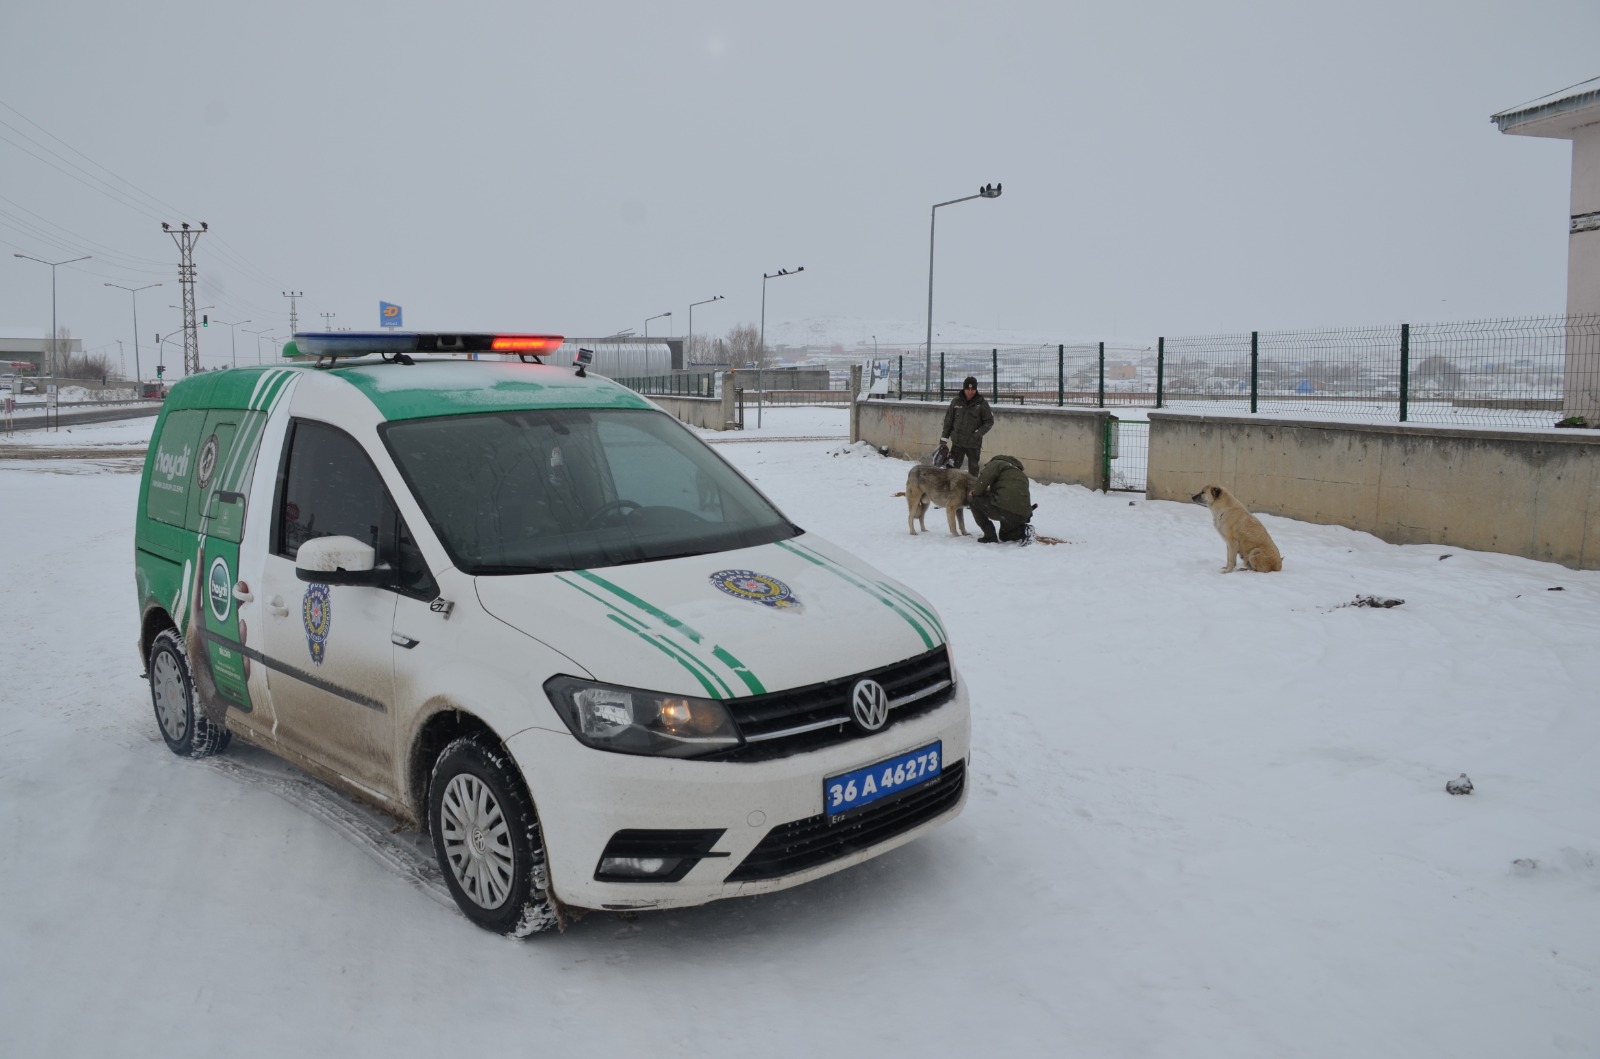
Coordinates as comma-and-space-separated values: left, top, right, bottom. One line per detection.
2, 0, 1597, 370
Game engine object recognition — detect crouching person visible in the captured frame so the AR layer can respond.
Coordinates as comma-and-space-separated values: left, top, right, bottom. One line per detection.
970, 454, 1035, 544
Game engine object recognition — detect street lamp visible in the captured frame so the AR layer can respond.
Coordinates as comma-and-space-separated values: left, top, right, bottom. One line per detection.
104, 281, 162, 393
243, 327, 274, 365
213, 318, 251, 368
14, 253, 91, 376
758, 266, 804, 428
924, 182, 1001, 398
688, 295, 724, 364
644, 311, 672, 340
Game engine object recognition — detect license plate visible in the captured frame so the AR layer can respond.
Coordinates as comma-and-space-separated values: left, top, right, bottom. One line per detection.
824, 741, 942, 819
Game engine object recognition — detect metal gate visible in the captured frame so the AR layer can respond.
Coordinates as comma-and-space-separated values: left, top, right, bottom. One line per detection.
1106, 418, 1148, 493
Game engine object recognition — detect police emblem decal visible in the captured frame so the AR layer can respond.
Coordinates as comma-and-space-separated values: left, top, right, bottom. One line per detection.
302, 583, 332, 664
709, 569, 800, 609
851, 679, 890, 732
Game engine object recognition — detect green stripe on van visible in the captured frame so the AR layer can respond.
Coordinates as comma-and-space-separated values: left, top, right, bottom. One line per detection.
776, 540, 936, 649
571, 569, 764, 695
876, 580, 946, 641
556, 574, 737, 698
605, 616, 721, 699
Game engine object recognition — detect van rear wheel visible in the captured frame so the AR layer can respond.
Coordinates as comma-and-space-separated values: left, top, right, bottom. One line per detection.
428, 736, 559, 937
148, 629, 230, 758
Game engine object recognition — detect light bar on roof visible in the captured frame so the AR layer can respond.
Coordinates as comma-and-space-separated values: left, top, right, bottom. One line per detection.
491, 335, 563, 353
288, 332, 565, 361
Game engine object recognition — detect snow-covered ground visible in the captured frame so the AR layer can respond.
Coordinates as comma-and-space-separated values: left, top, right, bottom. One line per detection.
2, 407, 1597, 1058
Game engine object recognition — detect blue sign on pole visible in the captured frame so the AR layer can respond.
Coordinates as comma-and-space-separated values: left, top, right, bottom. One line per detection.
379, 301, 403, 328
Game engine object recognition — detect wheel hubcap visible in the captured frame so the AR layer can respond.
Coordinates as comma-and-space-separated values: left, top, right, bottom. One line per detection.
151, 650, 188, 742
440, 773, 515, 909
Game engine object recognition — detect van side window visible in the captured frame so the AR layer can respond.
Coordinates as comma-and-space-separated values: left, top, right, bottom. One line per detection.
275, 420, 390, 559
274, 419, 437, 599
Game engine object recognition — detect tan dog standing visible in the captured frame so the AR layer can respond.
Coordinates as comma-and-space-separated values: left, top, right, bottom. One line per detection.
906, 465, 979, 536
1191, 485, 1283, 572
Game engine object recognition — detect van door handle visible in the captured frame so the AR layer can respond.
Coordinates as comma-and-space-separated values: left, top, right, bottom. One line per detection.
232, 581, 255, 604
267, 596, 289, 618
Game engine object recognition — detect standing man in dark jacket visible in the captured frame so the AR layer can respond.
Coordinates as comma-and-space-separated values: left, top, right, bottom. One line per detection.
970, 454, 1034, 544
941, 375, 994, 474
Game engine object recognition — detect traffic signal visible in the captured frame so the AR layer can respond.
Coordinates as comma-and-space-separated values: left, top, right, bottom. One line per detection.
156, 365, 164, 378
202, 314, 208, 327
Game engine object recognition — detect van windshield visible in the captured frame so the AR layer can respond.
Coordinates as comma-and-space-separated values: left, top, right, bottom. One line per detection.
382, 408, 800, 575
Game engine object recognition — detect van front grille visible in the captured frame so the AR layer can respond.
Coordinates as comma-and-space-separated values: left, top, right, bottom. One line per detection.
711, 646, 954, 763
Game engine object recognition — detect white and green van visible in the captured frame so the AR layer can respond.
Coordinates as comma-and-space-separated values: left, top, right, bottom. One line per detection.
134, 332, 970, 935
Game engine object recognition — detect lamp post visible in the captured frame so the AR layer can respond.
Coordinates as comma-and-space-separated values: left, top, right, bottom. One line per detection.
213, 318, 251, 368
924, 182, 1002, 398
758, 266, 804, 428
104, 281, 161, 393
688, 295, 724, 364
14, 253, 91, 376
243, 327, 273, 365
644, 312, 672, 340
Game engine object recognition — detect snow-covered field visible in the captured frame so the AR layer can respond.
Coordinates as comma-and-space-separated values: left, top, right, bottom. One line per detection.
2, 407, 1597, 1058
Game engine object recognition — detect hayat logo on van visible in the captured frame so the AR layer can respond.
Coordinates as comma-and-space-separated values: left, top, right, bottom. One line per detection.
156, 444, 193, 482
208, 556, 232, 623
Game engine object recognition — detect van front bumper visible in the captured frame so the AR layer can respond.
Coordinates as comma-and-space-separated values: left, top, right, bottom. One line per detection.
504, 682, 970, 912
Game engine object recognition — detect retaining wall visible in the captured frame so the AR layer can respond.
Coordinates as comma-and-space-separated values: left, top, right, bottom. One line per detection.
854, 398, 1114, 489
649, 388, 737, 430
1147, 412, 1600, 569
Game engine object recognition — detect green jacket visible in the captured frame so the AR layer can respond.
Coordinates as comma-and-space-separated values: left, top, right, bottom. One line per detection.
941, 392, 994, 448
975, 455, 1031, 518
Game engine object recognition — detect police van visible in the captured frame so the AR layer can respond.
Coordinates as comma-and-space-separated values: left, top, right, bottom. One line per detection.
134, 332, 970, 935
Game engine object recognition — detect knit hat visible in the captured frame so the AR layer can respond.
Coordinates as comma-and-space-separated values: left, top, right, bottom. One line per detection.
962, 376, 979, 390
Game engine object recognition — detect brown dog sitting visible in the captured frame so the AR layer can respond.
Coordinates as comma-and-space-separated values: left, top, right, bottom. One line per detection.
1191, 485, 1283, 572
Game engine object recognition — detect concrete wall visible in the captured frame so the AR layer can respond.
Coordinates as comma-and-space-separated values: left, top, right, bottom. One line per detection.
855, 398, 1114, 489
650, 388, 738, 431
1147, 411, 1600, 569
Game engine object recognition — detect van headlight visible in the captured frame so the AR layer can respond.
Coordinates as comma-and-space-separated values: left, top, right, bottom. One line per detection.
544, 676, 742, 758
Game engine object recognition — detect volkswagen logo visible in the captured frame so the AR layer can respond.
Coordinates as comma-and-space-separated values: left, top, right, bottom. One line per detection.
851, 679, 890, 733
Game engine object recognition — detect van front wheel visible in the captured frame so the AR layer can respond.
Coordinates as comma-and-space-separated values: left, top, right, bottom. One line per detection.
429, 736, 560, 937
148, 629, 229, 758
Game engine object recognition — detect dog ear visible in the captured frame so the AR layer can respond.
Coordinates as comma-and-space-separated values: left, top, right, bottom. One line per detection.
1210, 486, 1221, 499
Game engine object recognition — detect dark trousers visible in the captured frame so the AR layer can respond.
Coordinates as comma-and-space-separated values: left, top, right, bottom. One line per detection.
969, 495, 1029, 541
949, 445, 982, 474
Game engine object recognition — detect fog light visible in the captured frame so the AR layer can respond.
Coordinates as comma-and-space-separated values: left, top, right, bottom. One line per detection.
598, 856, 683, 879
594, 828, 728, 883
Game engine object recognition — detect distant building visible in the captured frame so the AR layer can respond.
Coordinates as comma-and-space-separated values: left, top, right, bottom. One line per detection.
1493, 77, 1600, 419
0, 331, 83, 375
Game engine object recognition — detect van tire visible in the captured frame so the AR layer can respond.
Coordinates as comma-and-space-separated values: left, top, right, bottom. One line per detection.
429, 736, 560, 937
148, 629, 230, 758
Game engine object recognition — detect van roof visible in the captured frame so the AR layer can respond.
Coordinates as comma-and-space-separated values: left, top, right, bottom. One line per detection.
160, 360, 656, 421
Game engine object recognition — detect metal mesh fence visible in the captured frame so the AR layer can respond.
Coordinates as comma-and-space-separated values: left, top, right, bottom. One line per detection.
879, 315, 1600, 429
609, 371, 719, 398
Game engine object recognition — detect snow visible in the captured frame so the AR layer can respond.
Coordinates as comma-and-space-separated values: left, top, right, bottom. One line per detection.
3, 407, 1598, 1058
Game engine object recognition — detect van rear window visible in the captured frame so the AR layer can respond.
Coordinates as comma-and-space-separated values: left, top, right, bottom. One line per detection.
145, 410, 206, 528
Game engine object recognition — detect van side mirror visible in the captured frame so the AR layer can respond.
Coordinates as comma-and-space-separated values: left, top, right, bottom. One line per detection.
295, 535, 382, 585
